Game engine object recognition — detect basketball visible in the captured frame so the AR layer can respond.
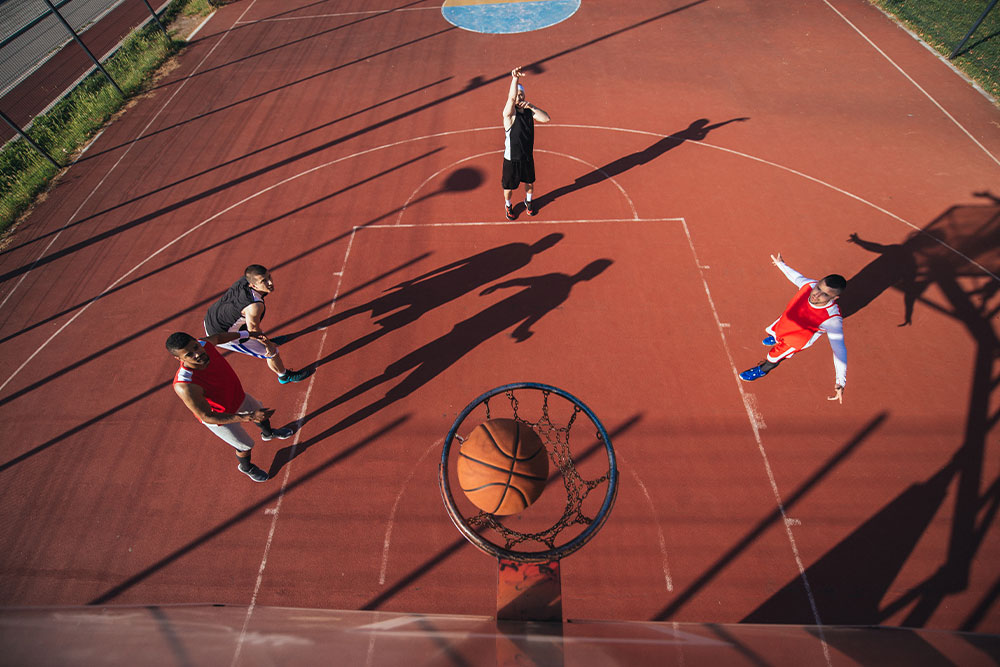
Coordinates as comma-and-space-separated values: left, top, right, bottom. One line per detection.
457, 418, 549, 516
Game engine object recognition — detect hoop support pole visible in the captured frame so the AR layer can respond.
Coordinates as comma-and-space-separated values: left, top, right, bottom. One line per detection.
497, 557, 562, 622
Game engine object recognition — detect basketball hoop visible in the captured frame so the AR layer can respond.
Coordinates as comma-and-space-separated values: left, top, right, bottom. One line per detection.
439, 382, 618, 563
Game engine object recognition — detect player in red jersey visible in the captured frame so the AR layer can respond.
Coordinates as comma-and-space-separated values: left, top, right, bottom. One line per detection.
167, 330, 295, 482
739, 253, 848, 403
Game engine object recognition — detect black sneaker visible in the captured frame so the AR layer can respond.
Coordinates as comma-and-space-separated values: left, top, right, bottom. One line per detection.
524, 199, 536, 216
278, 367, 314, 384
261, 426, 295, 441
505, 203, 515, 220
238, 463, 269, 482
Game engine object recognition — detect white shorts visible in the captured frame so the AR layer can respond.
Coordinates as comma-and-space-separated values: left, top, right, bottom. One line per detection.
205, 321, 276, 359
202, 393, 264, 451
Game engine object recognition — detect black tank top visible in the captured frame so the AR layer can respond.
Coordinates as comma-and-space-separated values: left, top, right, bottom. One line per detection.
508, 109, 534, 161
204, 277, 263, 335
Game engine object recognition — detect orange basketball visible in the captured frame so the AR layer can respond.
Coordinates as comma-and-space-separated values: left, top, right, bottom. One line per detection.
457, 418, 549, 516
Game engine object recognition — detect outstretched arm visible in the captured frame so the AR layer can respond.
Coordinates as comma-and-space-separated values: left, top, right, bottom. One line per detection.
847, 233, 892, 254
771, 252, 813, 288
824, 316, 847, 403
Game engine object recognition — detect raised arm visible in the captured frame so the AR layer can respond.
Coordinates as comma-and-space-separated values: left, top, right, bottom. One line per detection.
771, 253, 813, 288
503, 67, 523, 129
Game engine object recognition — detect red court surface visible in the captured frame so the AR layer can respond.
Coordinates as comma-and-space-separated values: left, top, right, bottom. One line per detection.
0, 0, 998, 664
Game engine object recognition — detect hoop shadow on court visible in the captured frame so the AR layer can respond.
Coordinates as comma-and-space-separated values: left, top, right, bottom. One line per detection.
532, 117, 748, 213
735, 193, 1000, 643
652, 194, 1000, 642
269, 259, 613, 473
275, 231, 563, 363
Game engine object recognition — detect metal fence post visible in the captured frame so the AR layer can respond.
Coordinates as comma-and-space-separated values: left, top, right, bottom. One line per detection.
140, 0, 169, 36
949, 0, 998, 59
41, 0, 124, 95
0, 110, 62, 169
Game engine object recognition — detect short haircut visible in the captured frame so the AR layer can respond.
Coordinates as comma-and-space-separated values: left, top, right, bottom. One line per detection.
245, 264, 268, 280
165, 332, 196, 352
822, 274, 847, 292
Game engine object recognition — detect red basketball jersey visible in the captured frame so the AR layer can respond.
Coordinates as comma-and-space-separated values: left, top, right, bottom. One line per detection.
173, 342, 245, 415
772, 283, 840, 343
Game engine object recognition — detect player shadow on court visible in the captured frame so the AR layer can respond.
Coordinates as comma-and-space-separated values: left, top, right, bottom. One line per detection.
738, 195, 1000, 637
655, 195, 1000, 635
838, 191, 1000, 323
276, 234, 564, 364
270, 259, 613, 473
532, 117, 749, 213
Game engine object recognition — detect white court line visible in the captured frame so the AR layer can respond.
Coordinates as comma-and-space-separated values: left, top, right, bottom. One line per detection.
394, 149, 638, 226
379, 217, 681, 229
379, 440, 441, 585
6, 120, 988, 366
230, 218, 358, 667
353, 217, 824, 648
0, 2, 249, 314
625, 461, 674, 593
536, 149, 638, 221
395, 150, 499, 226
186, 10, 217, 41
553, 124, 1000, 282
0, 119, 979, 658
236, 7, 438, 24
678, 218, 830, 665
821, 0, 1000, 168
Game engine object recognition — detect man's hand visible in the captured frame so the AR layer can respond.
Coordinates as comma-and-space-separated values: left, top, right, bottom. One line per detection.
847, 233, 859, 244
770, 252, 784, 266
511, 67, 524, 79
827, 385, 844, 404
243, 408, 275, 423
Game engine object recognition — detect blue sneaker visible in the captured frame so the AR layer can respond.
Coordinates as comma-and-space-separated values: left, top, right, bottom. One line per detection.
739, 365, 768, 381
762, 335, 777, 346
278, 368, 314, 384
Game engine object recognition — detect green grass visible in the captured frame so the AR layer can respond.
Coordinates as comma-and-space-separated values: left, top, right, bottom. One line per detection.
872, 0, 1000, 101
0, 0, 214, 235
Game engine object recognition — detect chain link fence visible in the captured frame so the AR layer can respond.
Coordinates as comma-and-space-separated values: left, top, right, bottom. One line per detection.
0, 0, 170, 145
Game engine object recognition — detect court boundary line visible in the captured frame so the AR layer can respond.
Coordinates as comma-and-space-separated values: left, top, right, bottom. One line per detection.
235, 7, 439, 25
821, 0, 999, 168
678, 217, 830, 664
331, 217, 826, 661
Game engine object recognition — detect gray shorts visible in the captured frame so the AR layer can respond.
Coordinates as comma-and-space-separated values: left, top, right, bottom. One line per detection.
202, 393, 263, 451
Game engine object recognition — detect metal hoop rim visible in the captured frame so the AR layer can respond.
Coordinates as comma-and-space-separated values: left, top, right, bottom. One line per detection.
439, 382, 618, 562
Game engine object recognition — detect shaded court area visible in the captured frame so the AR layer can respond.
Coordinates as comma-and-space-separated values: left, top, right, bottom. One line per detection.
0, 0, 998, 664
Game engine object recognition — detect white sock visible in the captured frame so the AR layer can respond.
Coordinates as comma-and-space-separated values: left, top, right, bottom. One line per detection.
525, 193, 533, 202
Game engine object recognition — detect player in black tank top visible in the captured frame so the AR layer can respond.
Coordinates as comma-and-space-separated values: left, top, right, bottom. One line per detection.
502, 67, 550, 220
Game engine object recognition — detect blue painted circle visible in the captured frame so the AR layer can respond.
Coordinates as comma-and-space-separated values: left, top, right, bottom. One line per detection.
441, 0, 580, 35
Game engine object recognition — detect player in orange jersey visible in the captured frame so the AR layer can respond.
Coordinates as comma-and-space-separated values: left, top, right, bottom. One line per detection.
739, 253, 848, 403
